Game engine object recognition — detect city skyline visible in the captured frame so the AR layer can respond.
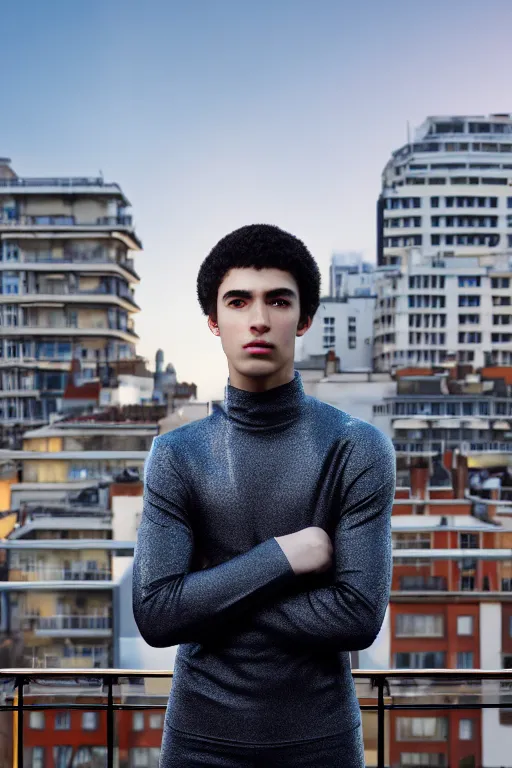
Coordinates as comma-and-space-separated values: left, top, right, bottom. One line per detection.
3, 0, 512, 400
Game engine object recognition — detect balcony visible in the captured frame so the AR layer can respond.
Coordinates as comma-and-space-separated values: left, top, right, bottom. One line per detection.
20, 614, 112, 637
0, 214, 142, 249
0, 669, 510, 768
0, 176, 121, 190
0, 214, 133, 228
394, 440, 512, 455
399, 576, 448, 591
18, 285, 139, 309
10, 566, 112, 582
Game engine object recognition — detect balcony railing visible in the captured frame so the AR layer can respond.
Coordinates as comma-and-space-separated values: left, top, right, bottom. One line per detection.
0, 669, 510, 768
20, 615, 111, 631
0, 214, 133, 228
11, 567, 112, 582
394, 440, 512, 454
0, 176, 120, 189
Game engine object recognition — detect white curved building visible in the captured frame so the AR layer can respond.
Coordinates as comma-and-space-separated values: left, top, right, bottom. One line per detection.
0, 158, 142, 424
374, 115, 512, 372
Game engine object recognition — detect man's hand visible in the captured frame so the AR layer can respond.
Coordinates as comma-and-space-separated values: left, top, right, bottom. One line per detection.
274, 527, 333, 576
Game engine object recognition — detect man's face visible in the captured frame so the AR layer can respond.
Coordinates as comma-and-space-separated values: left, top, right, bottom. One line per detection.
208, 267, 311, 386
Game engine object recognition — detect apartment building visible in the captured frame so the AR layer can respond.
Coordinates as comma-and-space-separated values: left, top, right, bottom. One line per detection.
373, 247, 512, 372
0, 408, 159, 672
387, 457, 512, 768
0, 157, 142, 427
377, 114, 512, 267
372, 365, 512, 474
298, 253, 377, 369
374, 115, 512, 374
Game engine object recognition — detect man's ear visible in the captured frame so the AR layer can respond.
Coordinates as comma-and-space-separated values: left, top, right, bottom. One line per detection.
207, 315, 220, 335
296, 316, 312, 336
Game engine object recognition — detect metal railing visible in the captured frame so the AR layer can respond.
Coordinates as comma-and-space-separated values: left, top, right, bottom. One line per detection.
35, 615, 111, 630
0, 215, 133, 228
0, 669, 510, 768
11, 567, 112, 582
0, 177, 119, 189
394, 440, 512, 453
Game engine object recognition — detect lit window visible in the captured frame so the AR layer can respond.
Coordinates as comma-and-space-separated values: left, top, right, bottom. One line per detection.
132, 711, 144, 731
457, 616, 474, 636
82, 711, 99, 730
149, 713, 164, 729
29, 711, 45, 729
459, 719, 473, 740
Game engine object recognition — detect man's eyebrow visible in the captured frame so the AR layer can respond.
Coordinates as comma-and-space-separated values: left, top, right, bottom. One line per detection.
221, 288, 298, 301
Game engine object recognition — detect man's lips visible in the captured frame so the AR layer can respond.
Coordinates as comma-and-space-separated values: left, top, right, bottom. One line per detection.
244, 342, 274, 348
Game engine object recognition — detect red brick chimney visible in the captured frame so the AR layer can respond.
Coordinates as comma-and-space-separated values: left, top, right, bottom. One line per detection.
324, 349, 338, 376
410, 460, 430, 500
452, 453, 468, 499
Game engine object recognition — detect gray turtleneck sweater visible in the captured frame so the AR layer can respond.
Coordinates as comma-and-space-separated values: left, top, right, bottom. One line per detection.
132, 370, 395, 747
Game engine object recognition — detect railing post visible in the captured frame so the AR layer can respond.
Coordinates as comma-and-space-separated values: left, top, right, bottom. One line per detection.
17, 675, 24, 768
377, 675, 385, 768
106, 673, 115, 768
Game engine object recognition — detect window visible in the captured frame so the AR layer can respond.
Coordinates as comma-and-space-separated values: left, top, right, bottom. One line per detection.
458, 332, 481, 343
458, 314, 480, 325
395, 651, 446, 669
491, 277, 510, 289
133, 711, 144, 731
55, 711, 70, 730
1, 273, 19, 295
393, 532, 431, 549
396, 717, 448, 741
54, 746, 73, 768
1, 242, 19, 262
460, 533, 479, 549
31, 747, 45, 768
348, 336, 356, 349
395, 614, 444, 638
82, 711, 99, 730
457, 652, 474, 669
458, 276, 481, 288
130, 748, 161, 768
400, 754, 446, 767
461, 576, 475, 591
459, 719, 473, 740
149, 713, 164, 729
458, 295, 480, 307
457, 616, 474, 636
30, 711, 45, 729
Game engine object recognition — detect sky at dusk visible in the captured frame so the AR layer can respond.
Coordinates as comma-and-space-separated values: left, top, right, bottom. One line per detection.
3, 0, 512, 400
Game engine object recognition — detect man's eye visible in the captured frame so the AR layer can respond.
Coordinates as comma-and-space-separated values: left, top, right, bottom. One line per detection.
228, 299, 290, 307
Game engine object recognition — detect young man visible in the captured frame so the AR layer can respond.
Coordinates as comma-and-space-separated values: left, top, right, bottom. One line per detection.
132, 224, 396, 767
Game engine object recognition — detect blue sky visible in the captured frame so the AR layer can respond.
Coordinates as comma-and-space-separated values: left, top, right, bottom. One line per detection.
3, 0, 512, 399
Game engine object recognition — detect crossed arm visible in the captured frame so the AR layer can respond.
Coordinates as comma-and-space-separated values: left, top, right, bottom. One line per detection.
132, 428, 396, 653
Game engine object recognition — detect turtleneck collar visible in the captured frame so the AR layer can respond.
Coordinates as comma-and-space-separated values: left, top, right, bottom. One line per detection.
222, 369, 306, 431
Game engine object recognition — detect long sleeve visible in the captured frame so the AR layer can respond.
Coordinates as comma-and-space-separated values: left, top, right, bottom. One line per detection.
132, 435, 296, 647
241, 426, 396, 653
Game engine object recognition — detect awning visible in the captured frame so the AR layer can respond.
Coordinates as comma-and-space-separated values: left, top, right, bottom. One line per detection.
433, 419, 461, 429
492, 421, 511, 430
462, 419, 490, 430
392, 419, 429, 429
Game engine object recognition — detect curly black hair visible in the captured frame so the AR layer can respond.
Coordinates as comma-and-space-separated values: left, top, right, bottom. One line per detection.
196, 224, 321, 327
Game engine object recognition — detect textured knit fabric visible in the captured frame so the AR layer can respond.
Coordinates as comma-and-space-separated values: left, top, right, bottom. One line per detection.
159, 723, 365, 767
132, 369, 395, 749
